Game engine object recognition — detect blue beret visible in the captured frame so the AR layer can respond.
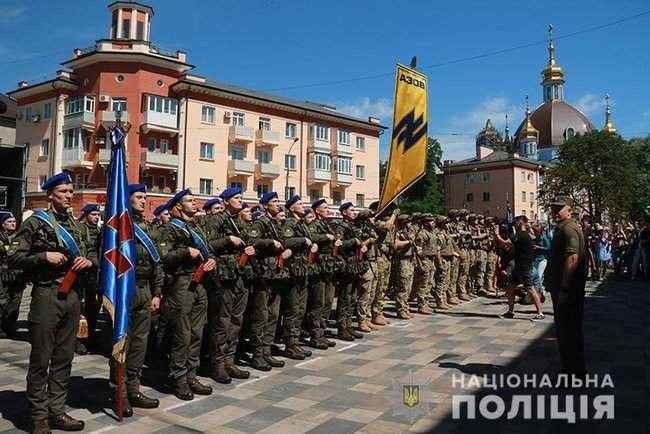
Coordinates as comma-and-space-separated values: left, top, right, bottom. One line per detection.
80, 204, 100, 216
259, 191, 278, 205
127, 183, 147, 196
153, 203, 169, 217
251, 210, 264, 221
311, 198, 327, 209
0, 211, 15, 224
219, 186, 241, 200
304, 207, 314, 215
286, 195, 301, 209
202, 197, 223, 211
168, 188, 192, 209
339, 201, 353, 213
41, 171, 73, 191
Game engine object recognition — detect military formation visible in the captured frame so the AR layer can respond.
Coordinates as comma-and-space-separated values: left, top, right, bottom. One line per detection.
0, 172, 502, 434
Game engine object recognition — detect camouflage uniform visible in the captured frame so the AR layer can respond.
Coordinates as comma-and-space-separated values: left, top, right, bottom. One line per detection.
410, 216, 436, 311
0, 229, 26, 336
80, 221, 101, 346
355, 216, 382, 324
372, 220, 393, 321
7, 209, 97, 423
394, 217, 416, 317
434, 216, 454, 309
455, 214, 471, 301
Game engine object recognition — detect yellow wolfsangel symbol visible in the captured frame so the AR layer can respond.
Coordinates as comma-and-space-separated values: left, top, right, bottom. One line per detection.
402, 384, 420, 408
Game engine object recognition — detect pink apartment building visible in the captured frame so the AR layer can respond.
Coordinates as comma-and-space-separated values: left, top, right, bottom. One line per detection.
8, 1, 384, 217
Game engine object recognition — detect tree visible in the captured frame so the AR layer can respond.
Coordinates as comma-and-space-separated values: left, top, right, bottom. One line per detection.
538, 130, 635, 223
628, 137, 650, 220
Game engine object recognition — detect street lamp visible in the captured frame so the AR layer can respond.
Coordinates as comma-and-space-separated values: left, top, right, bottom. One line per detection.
285, 137, 299, 200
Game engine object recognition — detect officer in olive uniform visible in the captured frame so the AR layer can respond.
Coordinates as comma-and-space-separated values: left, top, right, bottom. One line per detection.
352, 209, 380, 332
203, 197, 225, 215
8, 172, 96, 433
394, 214, 417, 319
454, 210, 472, 302
366, 202, 396, 326
76, 203, 102, 355
108, 185, 165, 416
0, 211, 25, 338
445, 210, 462, 305
434, 215, 457, 309
483, 217, 499, 295
153, 202, 171, 227
470, 215, 489, 297
158, 189, 213, 400
409, 214, 435, 315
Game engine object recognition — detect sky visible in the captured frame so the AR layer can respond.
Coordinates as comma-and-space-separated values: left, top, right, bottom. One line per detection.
1, 0, 649, 162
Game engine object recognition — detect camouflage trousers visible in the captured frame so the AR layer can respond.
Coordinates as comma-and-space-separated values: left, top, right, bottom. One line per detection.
371, 255, 390, 319
357, 256, 390, 322
433, 258, 449, 306
485, 251, 498, 292
395, 258, 414, 315
471, 249, 487, 293
456, 249, 470, 297
410, 258, 434, 308
447, 256, 459, 302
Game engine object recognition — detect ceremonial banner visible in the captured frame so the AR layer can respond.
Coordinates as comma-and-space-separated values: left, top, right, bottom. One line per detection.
100, 126, 137, 363
378, 64, 428, 213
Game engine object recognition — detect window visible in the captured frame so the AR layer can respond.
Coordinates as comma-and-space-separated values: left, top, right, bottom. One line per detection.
356, 194, 365, 208
337, 130, 350, 145
564, 127, 575, 141
121, 19, 131, 38
201, 105, 215, 124
111, 97, 127, 112
64, 128, 80, 148
230, 146, 245, 160
0, 186, 6, 207
315, 125, 328, 141
285, 186, 296, 201
136, 21, 144, 40
157, 175, 166, 191
332, 190, 342, 205
256, 183, 270, 197
230, 181, 243, 190
355, 165, 365, 179
159, 138, 169, 153
527, 173, 534, 183
466, 193, 474, 202
65, 96, 94, 115
520, 171, 525, 182
285, 122, 297, 138
256, 150, 271, 164
199, 178, 213, 195
483, 192, 490, 202
25, 106, 32, 121
337, 156, 352, 174
40, 139, 49, 157
521, 191, 526, 202
258, 117, 271, 131
284, 154, 296, 170
147, 137, 156, 152
355, 136, 366, 151
530, 192, 535, 202
200, 142, 214, 160
483, 173, 490, 183
312, 153, 331, 171
43, 103, 52, 119
39, 175, 47, 189
232, 112, 245, 126
148, 95, 177, 115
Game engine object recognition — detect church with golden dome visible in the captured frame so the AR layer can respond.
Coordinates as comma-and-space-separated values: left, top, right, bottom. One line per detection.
443, 26, 618, 219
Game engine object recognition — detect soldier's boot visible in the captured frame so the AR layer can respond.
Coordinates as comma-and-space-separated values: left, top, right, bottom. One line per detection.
129, 392, 160, 409
447, 296, 460, 305
299, 346, 313, 357
417, 306, 433, 315
173, 380, 194, 401
357, 320, 372, 333
367, 321, 381, 330
190, 378, 213, 396
31, 419, 50, 434
459, 293, 471, 302
263, 347, 285, 368
372, 314, 389, 326
211, 363, 232, 384
397, 310, 411, 320
336, 327, 355, 341
250, 347, 272, 371
225, 360, 251, 379
284, 340, 306, 360
435, 302, 450, 310
49, 414, 85, 432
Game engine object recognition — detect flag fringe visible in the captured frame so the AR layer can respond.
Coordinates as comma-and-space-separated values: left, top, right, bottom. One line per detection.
102, 294, 128, 364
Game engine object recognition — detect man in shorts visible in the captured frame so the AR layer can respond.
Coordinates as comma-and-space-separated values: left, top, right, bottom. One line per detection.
494, 215, 545, 321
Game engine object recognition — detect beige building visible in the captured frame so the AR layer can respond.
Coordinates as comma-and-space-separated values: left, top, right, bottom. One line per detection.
8, 1, 384, 216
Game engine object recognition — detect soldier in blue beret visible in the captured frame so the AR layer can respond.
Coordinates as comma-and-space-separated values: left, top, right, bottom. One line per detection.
153, 202, 171, 226
0, 211, 25, 340
8, 171, 96, 432
203, 197, 224, 215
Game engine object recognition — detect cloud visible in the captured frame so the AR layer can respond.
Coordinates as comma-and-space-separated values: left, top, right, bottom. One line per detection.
574, 93, 606, 116
338, 97, 393, 122
0, 5, 26, 23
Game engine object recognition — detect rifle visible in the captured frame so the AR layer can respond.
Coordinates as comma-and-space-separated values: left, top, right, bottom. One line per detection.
397, 226, 424, 270
224, 213, 251, 267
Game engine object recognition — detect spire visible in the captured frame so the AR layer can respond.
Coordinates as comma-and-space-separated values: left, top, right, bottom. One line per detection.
485, 118, 493, 131
541, 24, 565, 102
521, 95, 539, 139
504, 114, 511, 143
603, 93, 617, 134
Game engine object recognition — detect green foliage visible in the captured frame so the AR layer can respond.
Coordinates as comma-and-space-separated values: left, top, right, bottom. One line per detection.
538, 130, 635, 223
628, 137, 650, 220
379, 137, 444, 214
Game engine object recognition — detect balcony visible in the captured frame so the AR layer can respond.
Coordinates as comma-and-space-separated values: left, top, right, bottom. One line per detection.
100, 110, 129, 128
229, 125, 254, 143
307, 136, 331, 153
63, 111, 95, 130
141, 110, 178, 135
336, 142, 353, 156
255, 162, 281, 179
98, 148, 111, 165
307, 168, 331, 185
228, 159, 255, 177
332, 171, 353, 186
255, 129, 280, 147
140, 151, 179, 170
62, 147, 93, 169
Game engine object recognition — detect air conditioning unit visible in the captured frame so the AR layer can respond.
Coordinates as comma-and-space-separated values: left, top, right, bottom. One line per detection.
99, 95, 110, 103
32, 114, 41, 123
223, 111, 231, 124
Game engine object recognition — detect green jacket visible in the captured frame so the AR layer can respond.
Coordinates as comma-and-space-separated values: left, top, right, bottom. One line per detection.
133, 213, 165, 296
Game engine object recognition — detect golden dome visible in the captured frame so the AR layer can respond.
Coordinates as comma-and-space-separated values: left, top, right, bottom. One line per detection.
520, 96, 539, 139
541, 25, 565, 84
603, 94, 617, 134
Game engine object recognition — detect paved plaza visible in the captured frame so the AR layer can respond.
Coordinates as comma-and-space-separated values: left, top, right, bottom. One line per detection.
0, 279, 646, 433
